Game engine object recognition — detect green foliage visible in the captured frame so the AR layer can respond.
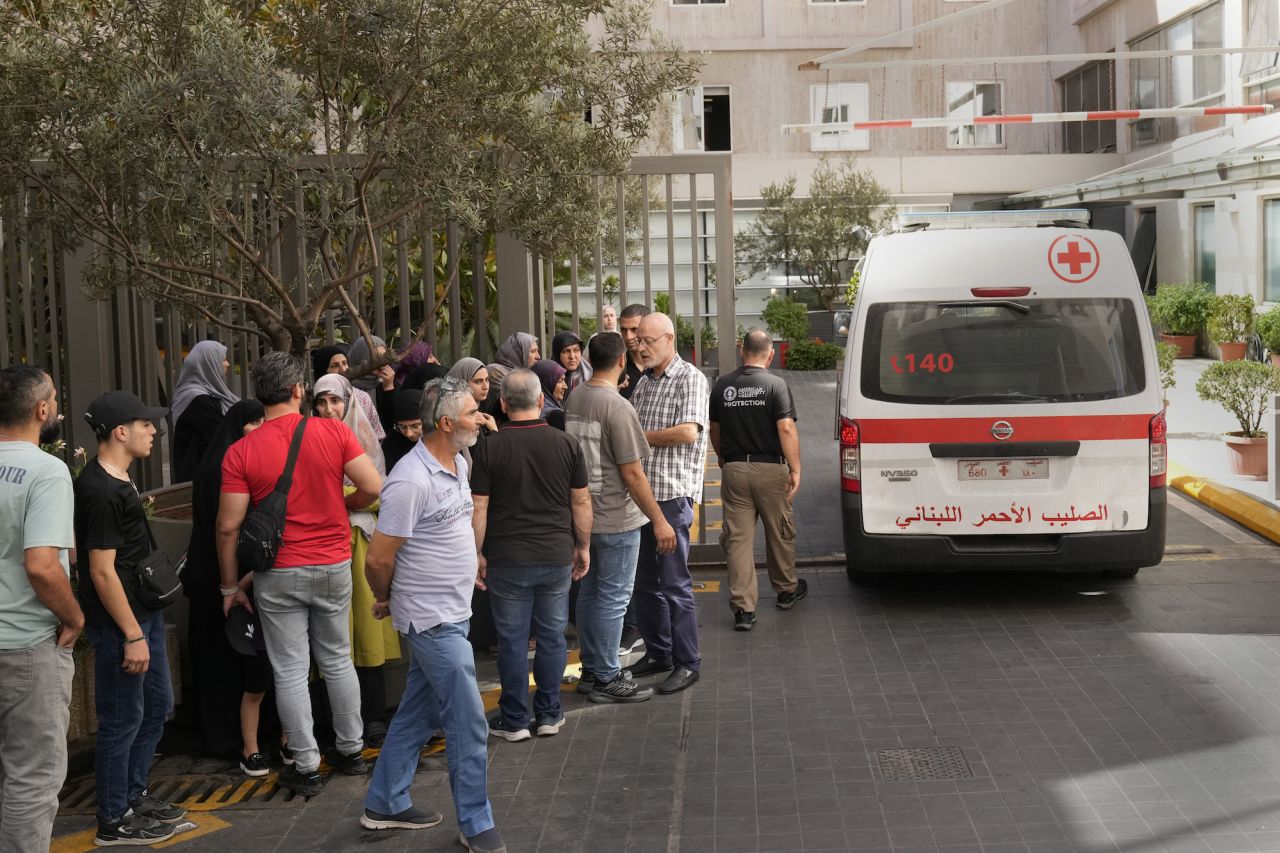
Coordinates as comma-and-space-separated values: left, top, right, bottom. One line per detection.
700, 321, 717, 350
784, 339, 843, 371
1146, 283, 1214, 336
761, 296, 809, 344
1207, 293, 1256, 343
652, 292, 696, 352
1257, 304, 1280, 353
1195, 359, 1280, 437
40, 433, 87, 479
1155, 341, 1178, 394
844, 269, 860, 306
736, 161, 895, 309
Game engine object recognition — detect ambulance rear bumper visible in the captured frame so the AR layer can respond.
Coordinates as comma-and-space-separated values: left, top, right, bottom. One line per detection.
841, 489, 1166, 573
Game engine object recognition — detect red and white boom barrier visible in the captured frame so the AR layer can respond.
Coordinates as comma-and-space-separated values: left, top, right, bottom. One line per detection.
781, 105, 1273, 135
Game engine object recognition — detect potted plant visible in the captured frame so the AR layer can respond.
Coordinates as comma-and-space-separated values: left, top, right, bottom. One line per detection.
1195, 359, 1280, 478
699, 321, 718, 369
761, 295, 810, 368
1257, 303, 1280, 367
1207, 293, 1255, 361
1146, 283, 1213, 358
1155, 340, 1178, 408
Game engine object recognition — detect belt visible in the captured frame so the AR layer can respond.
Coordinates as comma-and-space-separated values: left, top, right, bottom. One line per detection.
724, 454, 786, 465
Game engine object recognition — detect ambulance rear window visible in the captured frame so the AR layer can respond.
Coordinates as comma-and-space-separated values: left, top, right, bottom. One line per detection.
861, 298, 1147, 404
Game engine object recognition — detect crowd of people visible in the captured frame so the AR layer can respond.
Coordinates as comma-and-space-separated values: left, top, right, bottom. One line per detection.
0, 304, 805, 853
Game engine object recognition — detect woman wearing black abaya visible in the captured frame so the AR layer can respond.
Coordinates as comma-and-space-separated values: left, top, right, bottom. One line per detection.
183, 400, 277, 774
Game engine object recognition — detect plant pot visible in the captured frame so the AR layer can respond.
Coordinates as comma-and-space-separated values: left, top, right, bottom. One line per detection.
1159, 333, 1197, 358
778, 341, 790, 369
1223, 432, 1269, 479
1218, 341, 1247, 361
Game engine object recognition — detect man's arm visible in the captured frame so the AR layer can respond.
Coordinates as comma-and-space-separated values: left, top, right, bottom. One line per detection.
344, 454, 383, 510
365, 532, 406, 620
216, 491, 252, 614
618, 461, 676, 554
570, 486, 593, 580
645, 423, 699, 447
471, 494, 490, 590
87, 548, 150, 672
25, 547, 83, 647
778, 417, 802, 501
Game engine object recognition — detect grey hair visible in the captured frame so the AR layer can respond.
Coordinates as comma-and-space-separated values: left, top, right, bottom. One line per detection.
0, 366, 52, 428
253, 352, 304, 406
419, 379, 473, 433
500, 369, 542, 411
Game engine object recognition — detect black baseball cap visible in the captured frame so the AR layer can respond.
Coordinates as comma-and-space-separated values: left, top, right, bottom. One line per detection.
84, 391, 168, 435
225, 605, 266, 656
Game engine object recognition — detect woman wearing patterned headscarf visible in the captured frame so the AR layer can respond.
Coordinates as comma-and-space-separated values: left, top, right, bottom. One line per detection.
313, 344, 386, 442
171, 340, 241, 482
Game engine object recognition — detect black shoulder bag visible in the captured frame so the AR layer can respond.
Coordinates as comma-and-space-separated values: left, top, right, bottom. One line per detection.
235, 417, 308, 574
118, 523, 184, 615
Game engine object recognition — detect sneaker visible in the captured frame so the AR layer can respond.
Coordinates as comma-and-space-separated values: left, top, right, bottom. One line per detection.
776, 578, 809, 610
590, 673, 654, 704
128, 791, 186, 823
618, 627, 644, 656
360, 805, 444, 831
279, 743, 295, 766
331, 749, 368, 776
733, 609, 756, 631
363, 720, 388, 748
94, 810, 176, 846
277, 763, 324, 797
577, 669, 632, 694
628, 654, 674, 678
487, 716, 531, 743
240, 752, 270, 778
535, 714, 565, 737
459, 828, 508, 853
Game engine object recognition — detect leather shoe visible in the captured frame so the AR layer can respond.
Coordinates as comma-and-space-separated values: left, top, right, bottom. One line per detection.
656, 667, 699, 694
628, 654, 674, 678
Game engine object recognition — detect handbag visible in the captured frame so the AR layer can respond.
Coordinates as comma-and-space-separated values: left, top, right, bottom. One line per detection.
116, 526, 183, 615
235, 416, 308, 574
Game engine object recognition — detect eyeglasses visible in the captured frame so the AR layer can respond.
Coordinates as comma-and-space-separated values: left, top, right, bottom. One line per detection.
395, 421, 424, 435
428, 376, 470, 426
638, 333, 671, 347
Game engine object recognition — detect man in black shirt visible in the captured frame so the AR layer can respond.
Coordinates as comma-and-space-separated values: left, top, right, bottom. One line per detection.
709, 330, 805, 632
471, 370, 591, 742
617, 303, 650, 402
75, 391, 186, 846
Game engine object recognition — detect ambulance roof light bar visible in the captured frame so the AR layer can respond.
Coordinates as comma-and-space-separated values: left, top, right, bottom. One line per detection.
895, 210, 1091, 232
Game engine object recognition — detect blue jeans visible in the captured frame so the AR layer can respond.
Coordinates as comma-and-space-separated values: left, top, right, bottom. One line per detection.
364, 621, 493, 837
577, 529, 642, 682
636, 497, 700, 671
87, 613, 173, 824
487, 566, 571, 727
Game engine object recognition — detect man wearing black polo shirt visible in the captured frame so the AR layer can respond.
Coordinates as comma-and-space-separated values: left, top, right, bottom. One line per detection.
709, 330, 804, 632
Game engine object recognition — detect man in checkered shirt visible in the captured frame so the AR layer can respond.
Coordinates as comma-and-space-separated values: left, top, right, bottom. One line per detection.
626, 312, 709, 695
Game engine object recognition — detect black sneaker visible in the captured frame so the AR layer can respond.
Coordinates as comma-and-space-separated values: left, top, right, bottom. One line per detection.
576, 671, 599, 695
360, 805, 444, 831
487, 716, 531, 743
277, 763, 324, 797
618, 627, 644, 656
94, 810, 176, 846
363, 720, 388, 748
535, 714, 565, 737
279, 743, 295, 766
240, 752, 270, 777
733, 609, 756, 631
331, 749, 368, 775
590, 673, 654, 704
128, 791, 186, 823
459, 827, 508, 853
776, 578, 809, 610
628, 654, 674, 678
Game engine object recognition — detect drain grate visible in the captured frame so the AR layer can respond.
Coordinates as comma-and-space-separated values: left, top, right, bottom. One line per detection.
877, 747, 973, 781
58, 772, 312, 815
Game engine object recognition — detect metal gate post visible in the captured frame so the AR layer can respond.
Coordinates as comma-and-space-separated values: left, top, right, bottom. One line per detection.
495, 232, 535, 346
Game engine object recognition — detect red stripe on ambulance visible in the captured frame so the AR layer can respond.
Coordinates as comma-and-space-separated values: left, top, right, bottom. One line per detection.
858, 414, 1152, 444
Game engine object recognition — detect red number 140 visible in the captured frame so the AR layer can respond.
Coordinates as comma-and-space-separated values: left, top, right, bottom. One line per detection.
890, 352, 955, 374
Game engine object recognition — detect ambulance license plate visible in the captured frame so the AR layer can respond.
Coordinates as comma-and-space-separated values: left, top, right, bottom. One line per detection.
958, 458, 1049, 481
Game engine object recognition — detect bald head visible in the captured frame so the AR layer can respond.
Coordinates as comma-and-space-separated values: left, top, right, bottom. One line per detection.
637, 312, 676, 370
741, 329, 772, 364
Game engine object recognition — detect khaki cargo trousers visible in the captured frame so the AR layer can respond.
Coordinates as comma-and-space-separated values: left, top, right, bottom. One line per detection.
720, 461, 798, 613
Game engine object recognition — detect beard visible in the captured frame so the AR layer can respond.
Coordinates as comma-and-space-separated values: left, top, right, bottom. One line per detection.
450, 426, 480, 449
38, 414, 61, 445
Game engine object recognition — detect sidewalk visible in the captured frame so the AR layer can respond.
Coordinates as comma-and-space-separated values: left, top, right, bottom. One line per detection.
1165, 356, 1280, 542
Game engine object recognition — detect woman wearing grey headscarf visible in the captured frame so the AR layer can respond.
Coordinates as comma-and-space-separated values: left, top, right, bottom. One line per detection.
483, 333, 539, 419
347, 335, 387, 393
171, 340, 240, 482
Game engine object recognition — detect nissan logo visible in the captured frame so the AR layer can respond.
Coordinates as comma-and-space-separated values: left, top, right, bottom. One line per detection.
991, 420, 1014, 441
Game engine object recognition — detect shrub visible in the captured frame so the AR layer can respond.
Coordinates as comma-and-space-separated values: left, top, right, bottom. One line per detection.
1195, 359, 1280, 437
785, 339, 844, 370
1155, 341, 1178, 394
1256, 304, 1280, 354
761, 295, 810, 343
1146, 283, 1213, 336
1207, 293, 1255, 343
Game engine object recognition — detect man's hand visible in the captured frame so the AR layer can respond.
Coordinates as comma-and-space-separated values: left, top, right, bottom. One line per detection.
56, 620, 83, 649
572, 545, 591, 581
123, 636, 150, 674
475, 553, 488, 590
653, 519, 677, 555
377, 365, 396, 390
786, 470, 801, 502
372, 600, 391, 620
477, 412, 498, 432
222, 588, 252, 617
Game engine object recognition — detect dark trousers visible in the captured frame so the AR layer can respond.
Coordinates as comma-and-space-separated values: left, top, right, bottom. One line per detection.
635, 497, 700, 671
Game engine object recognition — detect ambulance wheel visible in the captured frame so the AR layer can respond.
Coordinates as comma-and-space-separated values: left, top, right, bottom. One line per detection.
1101, 567, 1140, 579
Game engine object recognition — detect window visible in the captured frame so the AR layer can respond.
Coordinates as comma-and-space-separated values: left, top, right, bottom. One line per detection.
672, 86, 732, 152
672, 0, 725, 4
1194, 205, 1217, 289
809, 83, 869, 151
1060, 61, 1116, 153
1266, 199, 1280, 302
1245, 0, 1280, 104
946, 82, 1002, 147
1129, 3, 1224, 145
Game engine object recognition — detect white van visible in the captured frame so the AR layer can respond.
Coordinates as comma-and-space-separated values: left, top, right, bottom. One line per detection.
838, 210, 1166, 578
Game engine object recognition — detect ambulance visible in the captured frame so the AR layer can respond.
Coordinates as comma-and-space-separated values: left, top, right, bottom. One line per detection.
838, 210, 1166, 578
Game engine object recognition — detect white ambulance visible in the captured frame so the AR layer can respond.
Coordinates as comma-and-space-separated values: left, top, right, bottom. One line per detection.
838, 210, 1166, 578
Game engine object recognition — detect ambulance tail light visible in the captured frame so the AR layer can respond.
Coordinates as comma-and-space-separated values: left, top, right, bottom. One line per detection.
1149, 411, 1167, 488
971, 287, 1031, 298
840, 418, 861, 493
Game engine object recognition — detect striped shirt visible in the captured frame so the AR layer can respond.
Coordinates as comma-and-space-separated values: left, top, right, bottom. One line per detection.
630, 355, 710, 502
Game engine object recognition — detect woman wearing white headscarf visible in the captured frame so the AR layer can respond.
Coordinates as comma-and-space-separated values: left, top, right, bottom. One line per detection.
310, 373, 398, 745
171, 340, 240, 482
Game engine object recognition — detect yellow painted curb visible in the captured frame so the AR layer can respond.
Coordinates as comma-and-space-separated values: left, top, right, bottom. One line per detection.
1167, 461, 1280, 545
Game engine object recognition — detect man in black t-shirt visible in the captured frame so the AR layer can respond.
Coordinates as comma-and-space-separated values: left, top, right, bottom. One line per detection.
471, 370, 591, 742
709, 330, 805, 632
617, 303, 650, 402
74, 391, 186, 846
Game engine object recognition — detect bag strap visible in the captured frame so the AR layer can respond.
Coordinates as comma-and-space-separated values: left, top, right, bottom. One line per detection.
272, 416, 309, 496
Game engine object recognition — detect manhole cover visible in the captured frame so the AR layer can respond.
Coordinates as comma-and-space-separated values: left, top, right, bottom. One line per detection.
877, 747, 973, 781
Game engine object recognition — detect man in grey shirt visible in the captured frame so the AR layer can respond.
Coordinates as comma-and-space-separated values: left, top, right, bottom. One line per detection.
361, 378, 507, 853
565, 333, 675, 703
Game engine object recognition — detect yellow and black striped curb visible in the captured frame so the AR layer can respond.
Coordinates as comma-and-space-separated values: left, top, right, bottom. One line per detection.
1168, 461, 1280, 545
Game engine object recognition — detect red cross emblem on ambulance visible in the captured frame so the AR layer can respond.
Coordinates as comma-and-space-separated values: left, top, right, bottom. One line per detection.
1047, 234, 1100, 283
